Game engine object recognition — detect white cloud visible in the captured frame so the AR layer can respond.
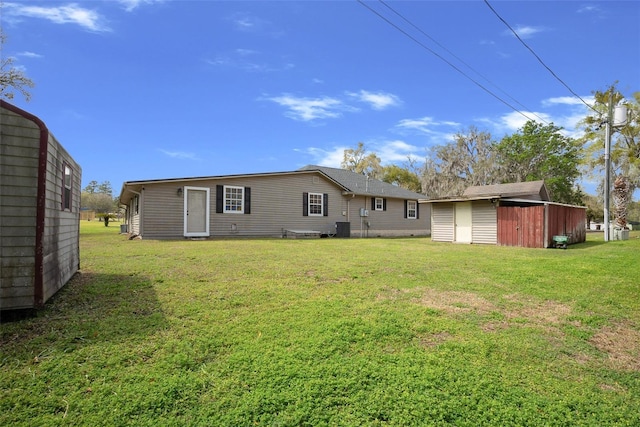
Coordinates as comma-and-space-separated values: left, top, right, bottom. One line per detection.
160, 149, 198, 160
297, 139, 424, 169
266, 90, 401, 123
542, 96, 593, 107
295, 146, 346, 168
500, 111, 533, 132
17, 51, 43, 59
267, 94, 354, 122
236, 48, 258, 56
349, 90, 401, 110
577, 5, 601, 14
116, 0, 165, 12
206, 50, 294, 73
396, 116, 460, 135
3, 2, 110, 32
375, 140, 423, 163
235, 17, 256, 30
504, 25, 544, 39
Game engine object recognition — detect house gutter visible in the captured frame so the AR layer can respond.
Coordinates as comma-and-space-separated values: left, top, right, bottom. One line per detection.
1, 100, 49, 308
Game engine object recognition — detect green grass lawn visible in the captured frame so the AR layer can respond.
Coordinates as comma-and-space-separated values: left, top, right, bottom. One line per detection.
2, 221, 639, 426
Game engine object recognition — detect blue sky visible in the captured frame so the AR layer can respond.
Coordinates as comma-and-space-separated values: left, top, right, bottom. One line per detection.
2, 1, 639, 197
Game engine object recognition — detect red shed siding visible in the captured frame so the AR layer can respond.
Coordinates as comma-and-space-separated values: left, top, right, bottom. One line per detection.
497, 206, 545, 248
546, 204, 586, 246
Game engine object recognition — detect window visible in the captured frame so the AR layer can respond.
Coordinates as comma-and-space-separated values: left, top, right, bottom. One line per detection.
62, 164, 72, 211
303, 192, 328, 217
309, 193, 323, 216
374, 197, 386, 211
134, 195, 139, 214
216, 185, 251, 214
224, 185, 244, 213
406, 200, 417, 219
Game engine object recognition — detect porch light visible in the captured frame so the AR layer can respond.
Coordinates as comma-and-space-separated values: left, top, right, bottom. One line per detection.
177, 187, 183, 197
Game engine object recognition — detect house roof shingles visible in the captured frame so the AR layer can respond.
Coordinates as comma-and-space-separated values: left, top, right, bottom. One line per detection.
119, 165, 424, 205
299, 165, 424, 200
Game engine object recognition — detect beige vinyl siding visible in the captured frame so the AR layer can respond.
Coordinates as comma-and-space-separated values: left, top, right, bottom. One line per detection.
124, 171, 429, 239
138, 173, 347, 239
431, 203, 455, 242
141, 183, 185, 239
348, 196, 429, 237
471, 201, 497, 244
129, 197, 141, 235
1, 107, 40, 309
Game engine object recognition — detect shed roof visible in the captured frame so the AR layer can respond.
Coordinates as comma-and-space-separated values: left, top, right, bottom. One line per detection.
462, 180, 551, 201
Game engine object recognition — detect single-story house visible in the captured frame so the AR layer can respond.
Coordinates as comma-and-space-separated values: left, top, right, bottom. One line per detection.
119, 165, 429, 239
1, 100, 82, 312
422, 181, 586, 248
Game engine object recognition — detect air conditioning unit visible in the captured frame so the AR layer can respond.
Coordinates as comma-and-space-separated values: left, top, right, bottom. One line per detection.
360, 208, 369, 217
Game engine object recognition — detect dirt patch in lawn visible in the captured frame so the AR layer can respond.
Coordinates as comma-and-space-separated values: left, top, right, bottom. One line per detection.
381, 287, 639, 371
412, 290, 572, 329
590, 323, 640, 372
414, 289, 498, 315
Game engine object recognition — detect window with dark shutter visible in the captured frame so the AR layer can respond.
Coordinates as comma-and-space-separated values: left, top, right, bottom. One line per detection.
373, 197, 386, 211
304, 192, 326, 216
244, 187, 251, 214
216, 185, 224, 213
303, 192, 309, 216
323, 193, 328, 217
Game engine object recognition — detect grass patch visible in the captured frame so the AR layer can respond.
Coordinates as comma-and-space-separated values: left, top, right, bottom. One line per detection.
2, 222, 639, 426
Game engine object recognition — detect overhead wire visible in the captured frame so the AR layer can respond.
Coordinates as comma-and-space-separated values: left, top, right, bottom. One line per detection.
483, 0, 599, 114
356, 0, 541, 124
378, 0, 549, 124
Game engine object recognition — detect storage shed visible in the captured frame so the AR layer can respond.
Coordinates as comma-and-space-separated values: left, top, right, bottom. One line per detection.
423, 181, 586, 248
1, 100, 82, 311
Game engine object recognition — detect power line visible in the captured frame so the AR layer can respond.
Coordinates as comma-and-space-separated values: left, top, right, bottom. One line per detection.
483, 0, 598, 114
356, 0, 540, 124
378, 0, 549, 124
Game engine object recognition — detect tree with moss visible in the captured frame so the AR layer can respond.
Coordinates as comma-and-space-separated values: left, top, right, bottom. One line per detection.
0, 30, 35, 102
341, 142, 384, 179
420, 126, 499, 199
495, 121, 584, 205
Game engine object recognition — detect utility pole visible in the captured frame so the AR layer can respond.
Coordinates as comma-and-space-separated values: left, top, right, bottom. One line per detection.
603, 89, 628, 242
604, 90, 613, 242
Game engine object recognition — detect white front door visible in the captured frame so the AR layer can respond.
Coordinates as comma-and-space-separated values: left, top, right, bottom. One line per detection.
455, 202, 472, 243
184, 187, 210, 237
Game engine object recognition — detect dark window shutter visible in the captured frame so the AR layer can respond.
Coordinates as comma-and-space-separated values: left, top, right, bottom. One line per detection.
323, 193, 328, 216
383, 198, 387, 211
416, 202, 419, 219
371, 198, 376, 210
216, 185, 223, 213
404, 200, 408, 219
244, 187, 251, 214
303, 192, 309, 216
